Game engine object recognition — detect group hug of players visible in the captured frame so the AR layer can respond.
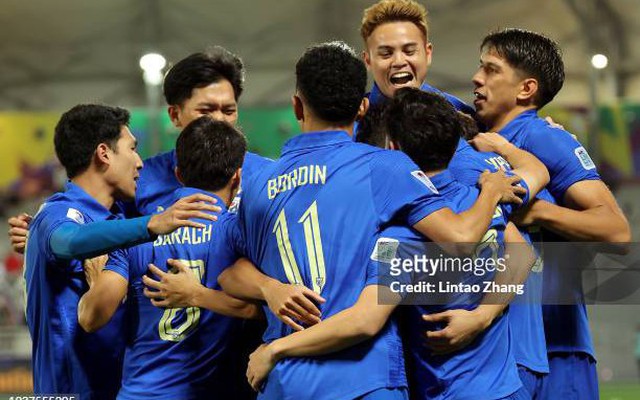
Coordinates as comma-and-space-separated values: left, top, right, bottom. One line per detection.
9, 0, 632, 399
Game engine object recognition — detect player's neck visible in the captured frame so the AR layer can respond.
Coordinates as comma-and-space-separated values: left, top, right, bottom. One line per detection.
486, 105, 537, 132
210, 187, 235, 208
71, 172, 116, 210
423, 169, 444, 178
301, 119, 355, 136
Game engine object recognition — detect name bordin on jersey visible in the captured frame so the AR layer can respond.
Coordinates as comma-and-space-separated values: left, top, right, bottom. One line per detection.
267, 164, 327, 200
153, 224, 212, 247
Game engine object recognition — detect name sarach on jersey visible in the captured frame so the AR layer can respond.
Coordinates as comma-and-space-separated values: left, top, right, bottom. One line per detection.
267, 164, 327, 199
153, 224, 213, 247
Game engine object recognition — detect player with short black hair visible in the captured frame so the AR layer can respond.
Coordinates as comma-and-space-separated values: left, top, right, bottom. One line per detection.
472, 27, 631, 400
77, 117, 260, 400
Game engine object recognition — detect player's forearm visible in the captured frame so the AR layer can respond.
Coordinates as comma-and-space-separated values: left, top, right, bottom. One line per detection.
50, 216, 153, 260
192, 286, 263, 319
218, 258, 278, 301
269, 286, 393, 359
533, 201, 630, 243
493, 142, 549, 198
451, 188, 501, 244
78, 278, 124, 332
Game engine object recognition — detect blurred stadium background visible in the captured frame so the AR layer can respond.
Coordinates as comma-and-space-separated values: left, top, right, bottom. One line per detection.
1, 0, 639, 397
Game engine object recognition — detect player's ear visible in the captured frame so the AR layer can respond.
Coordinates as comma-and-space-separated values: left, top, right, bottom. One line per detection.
362, 49, 371, 70
517, 78, 538, 104
424, 41, 433, 68
292, 95, 304, 122
356, 97, 370, 121
174, 167, 184, 185
95, 143, 111, 167
168, 105, 182, 128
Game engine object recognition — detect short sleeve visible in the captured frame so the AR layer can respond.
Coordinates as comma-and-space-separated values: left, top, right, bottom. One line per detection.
104, 248, 131, 281
524, 127, 600, 201
370, 150, 451, 226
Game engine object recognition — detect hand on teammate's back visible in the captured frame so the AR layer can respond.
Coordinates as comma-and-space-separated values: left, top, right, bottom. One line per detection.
468, 132, 510, 154
142, 259, 201, 308
147, 193, 221, 235
7, 213, 32, 254
247, 343, 276, 391
263, 280, 326, 331
478, 170, 526, 205
83, 254, 108, 288
422, 308, 493, 355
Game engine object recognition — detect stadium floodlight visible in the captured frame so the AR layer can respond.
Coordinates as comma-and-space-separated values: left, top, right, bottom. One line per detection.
591, 54, 608, 70
139, 53, 167, 85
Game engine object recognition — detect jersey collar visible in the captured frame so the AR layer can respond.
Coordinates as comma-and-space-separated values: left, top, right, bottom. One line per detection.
64, 181, 121, 220
281, 130, 352, 156
173, 186, 227, 213
498, 109, 538, 142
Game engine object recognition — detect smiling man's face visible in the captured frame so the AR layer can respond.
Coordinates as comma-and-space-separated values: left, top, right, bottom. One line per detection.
364, 21, 432, 98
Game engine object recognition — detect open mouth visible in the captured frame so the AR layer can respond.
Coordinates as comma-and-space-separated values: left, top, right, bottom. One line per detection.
389, 71, 414, 86
473, 91, 487, 103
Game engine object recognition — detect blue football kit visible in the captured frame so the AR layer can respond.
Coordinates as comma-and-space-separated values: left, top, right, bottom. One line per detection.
448, 138, 550, 385
497, 109, 601, 399
377, 170, 523, 400
105, 188, 247, 400
237, 130, 451, 400
25, 182, 155, 399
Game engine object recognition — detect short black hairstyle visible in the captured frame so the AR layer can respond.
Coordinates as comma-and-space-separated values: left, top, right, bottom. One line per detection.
481, 28, 565, 109
176, 117, 247, 191
458, 111, 480, 140
386, 88, 461, 172
54, 104, 130, 179
296, 41, 367, 126
355, 101, 389, 148
163, 46, 245, 105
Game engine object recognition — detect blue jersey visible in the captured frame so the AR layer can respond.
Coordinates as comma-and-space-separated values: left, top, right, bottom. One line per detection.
498, 109, 600, 357
105, 188, 245, 400
24, 182, 126, 399
384, 170, 521, 400
238, 130, 450, 400
135, 150, 271, 215
448, 137, 549, 373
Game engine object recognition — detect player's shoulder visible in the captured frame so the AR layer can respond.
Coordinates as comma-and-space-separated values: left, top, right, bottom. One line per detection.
523, 115, 576, 145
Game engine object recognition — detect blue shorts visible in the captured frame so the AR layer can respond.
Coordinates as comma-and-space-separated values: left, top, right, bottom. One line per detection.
357, 387, 409, 400
518, 365, 546, 399
539, 352, 598, 400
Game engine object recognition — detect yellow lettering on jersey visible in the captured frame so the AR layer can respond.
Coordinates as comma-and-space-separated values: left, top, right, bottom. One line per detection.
267, 165, 328, 200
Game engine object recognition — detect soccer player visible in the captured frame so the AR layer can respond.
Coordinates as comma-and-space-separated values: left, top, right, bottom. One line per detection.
217, 41, 525, 400
246, 88, 545, 400
359, 1, 551, 372
24, 104, 217, 398
471, 28, 631, 399
77, 117, 262, 400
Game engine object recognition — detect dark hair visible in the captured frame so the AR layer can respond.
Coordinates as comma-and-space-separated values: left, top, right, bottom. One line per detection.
356, 101, 389, 148
176, 117, 247, 191
296, 41, 367, 126
458, 111, 480, 140
386, 88, 461, 171
481, 28, 565, 108
54, 104, 130, 179
163, 46, 245, 105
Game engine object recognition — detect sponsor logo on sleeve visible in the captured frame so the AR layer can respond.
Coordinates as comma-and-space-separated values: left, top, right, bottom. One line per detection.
370, 237, 400, 263
574, 146, 596, 170
411, 170, 439, 194
66, 208, 85, 224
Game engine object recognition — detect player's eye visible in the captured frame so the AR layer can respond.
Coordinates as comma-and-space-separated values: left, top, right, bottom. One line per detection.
224, 108, 237, 115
